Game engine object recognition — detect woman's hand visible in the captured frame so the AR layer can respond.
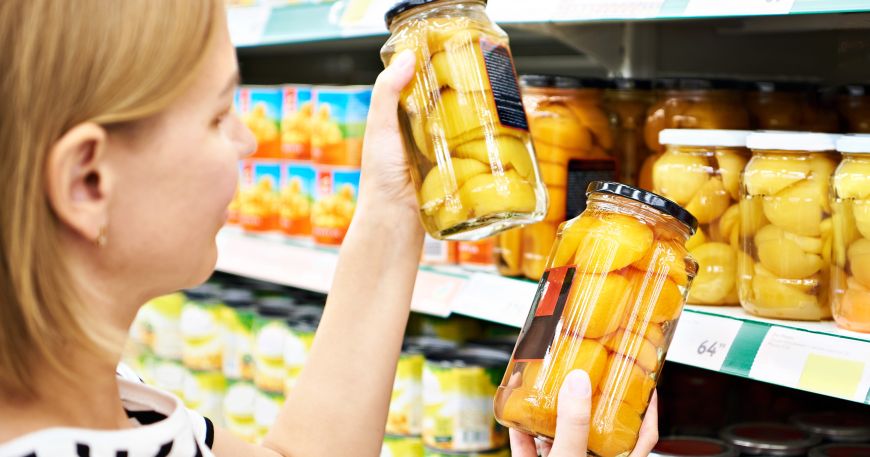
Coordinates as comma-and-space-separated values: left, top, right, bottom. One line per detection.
510, 370, 659, 457
357, 50, 419, 219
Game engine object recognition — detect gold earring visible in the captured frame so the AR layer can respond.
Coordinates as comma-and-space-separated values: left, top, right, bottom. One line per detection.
96, 225, 108, 248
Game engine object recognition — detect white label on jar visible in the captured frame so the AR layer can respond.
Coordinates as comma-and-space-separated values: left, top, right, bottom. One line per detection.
684, 0, 795, 16
668, 311, 742, 371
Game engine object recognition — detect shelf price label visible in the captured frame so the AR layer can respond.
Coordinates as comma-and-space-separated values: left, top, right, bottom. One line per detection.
451, 273, 538, 327
667, 312, 742, 371
684, 0, 795, 17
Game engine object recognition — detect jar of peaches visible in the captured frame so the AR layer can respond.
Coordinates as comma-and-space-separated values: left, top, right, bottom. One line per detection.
746, 82, 839, 132
605, 78, 655, 187
655, 129, 751, 306
739, 132, 841, 320
381, 0, 547, 240
832, 135, 870, 332
640, 79, 750, 190
519, 74, 616, 280
494, 181, 699, 457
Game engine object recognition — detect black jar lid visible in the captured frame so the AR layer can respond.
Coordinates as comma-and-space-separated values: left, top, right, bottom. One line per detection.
586, 181, 698, 234
720, 423, 822, 456
610, 78, 653, 91
385, 0, 487, 27
750, 80, 815, 93
809, 443, 870, 457
520, 74, 608, 90
652, 436, 739, 457
791, 411, 870, 443
653, 77, 743, 91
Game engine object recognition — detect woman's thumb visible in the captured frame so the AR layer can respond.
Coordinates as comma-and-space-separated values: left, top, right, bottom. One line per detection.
549, 370, 593, 456
366, 50, 416, 136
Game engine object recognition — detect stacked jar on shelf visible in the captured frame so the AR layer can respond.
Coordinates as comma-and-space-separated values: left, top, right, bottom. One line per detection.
745, 81, 840, 133
605, 78, 655, 188
653, 129, 751, 306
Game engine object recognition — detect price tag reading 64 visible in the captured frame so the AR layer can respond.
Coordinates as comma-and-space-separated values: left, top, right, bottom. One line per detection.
668, 312, 743, 371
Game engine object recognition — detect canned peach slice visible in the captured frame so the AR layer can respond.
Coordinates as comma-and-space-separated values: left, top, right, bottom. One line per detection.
561, 273, 631, 338
627, 269, 683, 324
522, 223, 558, 281
566, 101, 614, 150
588, 395, 643, 457
751, 264, 819, 310
431, 41, 489, 93
652, 149, 710, 206
538, 162, 567, 187
424, 18, 483, 53
432, 89, 496, 143
631, 239, 689, 286
755, 225, 824, 279
688, 242, 738, 305
849, 238, 870, 289
420, 158, 489, 214
743, 155, 811, 196
738, 199, 768, 237
500, 388, 556, 437
549, 336, 610, 393
534, 142, 573, 165
528, 105, 593, 150
545, 187, 566, 222
762, 179, 826, 237
620, 319, 666, 349
458, 169, 537, 217
553, 213, 654, 272
600, 353, 656, 415
834, 159, 870, 199
854, 200, 870, 239
454, 136, 534, 181
718, 204, 740, 241
601, 329, 659, 373
684, 177, 731, 224
715, 149, 748, 200
433, 200, 470, 231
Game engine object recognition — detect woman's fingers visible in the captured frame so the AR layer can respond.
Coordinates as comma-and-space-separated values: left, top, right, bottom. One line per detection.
630, 390, 660, 457
548, 370, 593, 456
364, 50, 415, 141
510, 429, 539, 457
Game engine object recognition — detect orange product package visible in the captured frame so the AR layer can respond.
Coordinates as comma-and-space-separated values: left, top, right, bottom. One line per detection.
422, 235, 459, 265
311, 165, 360, 245
281, 85, 314, 160
459, 238, 497, 271
494, 181, 699, 457
311, 86, 372, 167
279, 161, 316, 237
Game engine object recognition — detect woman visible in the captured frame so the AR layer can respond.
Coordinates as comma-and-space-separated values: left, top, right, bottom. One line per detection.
0, 1, 658, 456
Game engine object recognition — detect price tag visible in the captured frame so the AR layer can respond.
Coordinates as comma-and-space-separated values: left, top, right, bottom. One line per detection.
227, 5, 272, 46
411, 271, 462, 318
750, 327, 870, 402
451, 273, 538, 327
684, 0, 795, 17
667, 312, 742, 371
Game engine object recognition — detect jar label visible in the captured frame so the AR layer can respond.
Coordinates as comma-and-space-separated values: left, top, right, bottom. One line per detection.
566, 158, 618, 218
480, 38, 529, 132
514, 266, 576, 361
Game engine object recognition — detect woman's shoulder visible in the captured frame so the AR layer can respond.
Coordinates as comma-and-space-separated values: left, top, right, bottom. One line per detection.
0, 369, 215, 457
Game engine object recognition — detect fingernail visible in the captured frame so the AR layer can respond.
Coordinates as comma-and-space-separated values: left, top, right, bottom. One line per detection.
390, 50, 415, 71
565, 370, 592, 397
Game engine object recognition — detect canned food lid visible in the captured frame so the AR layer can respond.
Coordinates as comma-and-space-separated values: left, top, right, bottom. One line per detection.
385, 0, 487, 27
837, 134, 870, 154
720, 423, 822, 456
746, 131, 840, 152
809, 443, 870, 457
221, 288, 255, 308
520, 74, 608, 89
586, 181, 698, 234
652, 436, 739, 457
257, 297, 295, 317
403, 336, 459, 355
791, 412, 870, 442
611, 78, 653, 91
660, 129, 752, 148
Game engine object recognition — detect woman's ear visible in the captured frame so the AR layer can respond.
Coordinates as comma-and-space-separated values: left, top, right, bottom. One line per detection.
44, 122, 114, 244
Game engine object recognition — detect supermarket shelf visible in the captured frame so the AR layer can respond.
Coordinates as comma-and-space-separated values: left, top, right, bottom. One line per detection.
216, 228, 870, 405
228, 1, 870, 48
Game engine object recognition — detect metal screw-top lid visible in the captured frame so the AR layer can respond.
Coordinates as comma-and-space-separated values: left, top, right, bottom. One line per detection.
720, 423, 822, 456
586, 181, 698, 234
385, 0, 486, 27
750, 80, 815, 93
257, 297, 295, 318
652, 436, 739, 457
520, 74, 609, 89
809, 443, 870, 457
791, 412, 870, 443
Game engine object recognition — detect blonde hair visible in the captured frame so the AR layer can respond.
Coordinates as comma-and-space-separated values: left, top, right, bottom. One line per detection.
0, 0, 224, 396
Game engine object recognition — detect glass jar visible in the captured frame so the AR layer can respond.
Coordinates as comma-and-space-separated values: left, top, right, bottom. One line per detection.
747, 82, 840, 133
655, 129, 751, 306
739, 132, 841, 320
839, 85, 870, 133
719, 423, 822, 457
495, 228, 523, 277
606, 79, 655, 187
641, 79, 751, 191
831, 135, 870, 332
791, 411, 870, 443
521, 222, 559, 281
494, 181, 699, 457
652, 437, 738, 457
380, 0, 547, 240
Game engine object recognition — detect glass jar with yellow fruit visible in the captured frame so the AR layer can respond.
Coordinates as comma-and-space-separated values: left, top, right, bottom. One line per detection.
495, 228, 523, 277
655, 129, 751, 306
831, 135, 870, 332
606, 78, 654, 187
839, 85, 870, 133
380, 0, 547, 240
739, 132, 841, 321
494, 181, 698, 457
640, 79, 750, 190
747, 82, 840, 132
518, 74, 615, 280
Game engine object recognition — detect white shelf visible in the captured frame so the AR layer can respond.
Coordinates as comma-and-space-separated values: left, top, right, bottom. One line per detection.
216, 227, 870, 405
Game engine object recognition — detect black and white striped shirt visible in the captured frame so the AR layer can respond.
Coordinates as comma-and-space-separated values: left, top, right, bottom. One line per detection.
0, 369, 215, 457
